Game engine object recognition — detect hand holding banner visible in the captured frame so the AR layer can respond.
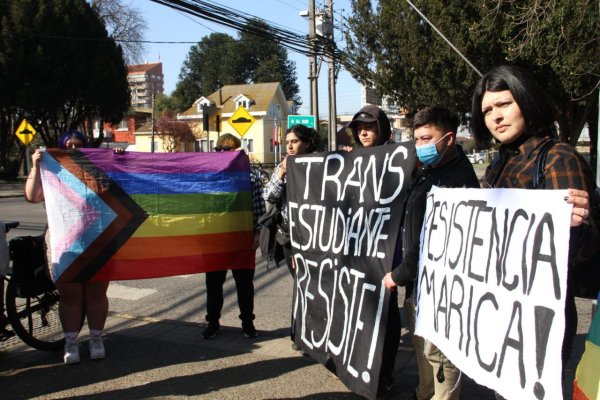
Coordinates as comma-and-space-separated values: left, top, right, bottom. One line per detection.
415, 186, 572, 400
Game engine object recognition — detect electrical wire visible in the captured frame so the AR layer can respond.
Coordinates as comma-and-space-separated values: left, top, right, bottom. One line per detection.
149, 0, 319, 56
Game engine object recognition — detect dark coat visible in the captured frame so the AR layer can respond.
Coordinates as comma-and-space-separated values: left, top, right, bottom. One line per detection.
348, 105, 392, 146
391, 146, 480, 286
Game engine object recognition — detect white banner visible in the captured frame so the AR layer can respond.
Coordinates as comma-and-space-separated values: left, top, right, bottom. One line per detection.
415, 187, 572, 400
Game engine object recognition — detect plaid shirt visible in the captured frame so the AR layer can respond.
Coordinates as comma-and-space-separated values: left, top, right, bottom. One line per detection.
250, 167, 266, 232
484, 135, 591, 191
262, 163, 287, 224
484, 134, 597, 264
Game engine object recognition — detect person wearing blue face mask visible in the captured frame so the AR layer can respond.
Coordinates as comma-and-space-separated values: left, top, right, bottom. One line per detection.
415, 131, 452, 165
383, 107, 479, 400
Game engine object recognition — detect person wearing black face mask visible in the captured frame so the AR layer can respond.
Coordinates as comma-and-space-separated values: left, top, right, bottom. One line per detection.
382, 107, 479, 400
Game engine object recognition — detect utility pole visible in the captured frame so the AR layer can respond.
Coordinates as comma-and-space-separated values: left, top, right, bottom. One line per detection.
326, 0, 337, 151
150, 82, 156, 153
308, 0, 319, 125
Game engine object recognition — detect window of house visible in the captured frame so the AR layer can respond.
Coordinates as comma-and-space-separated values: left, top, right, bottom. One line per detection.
197, 139, 215, 152
242, 139, 254, 153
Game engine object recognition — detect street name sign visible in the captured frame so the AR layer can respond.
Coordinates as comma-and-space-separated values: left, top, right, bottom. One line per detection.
287, 115, 316, 129
15, 119, 36, 145
228, 106, 255, 137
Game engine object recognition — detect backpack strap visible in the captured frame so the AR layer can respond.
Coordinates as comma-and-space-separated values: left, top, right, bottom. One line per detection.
532, 139, 557, 189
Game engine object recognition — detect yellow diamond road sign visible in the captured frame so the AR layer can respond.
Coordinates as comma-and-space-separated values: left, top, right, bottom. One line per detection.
15, 119, 36, 145
228, 106, 255, 137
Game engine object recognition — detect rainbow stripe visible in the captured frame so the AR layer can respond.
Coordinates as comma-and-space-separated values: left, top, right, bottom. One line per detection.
573, 295, 600, 400
41, 149, 255, 282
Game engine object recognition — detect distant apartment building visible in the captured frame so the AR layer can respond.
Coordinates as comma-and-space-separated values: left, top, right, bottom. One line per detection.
127, 62, 164, 108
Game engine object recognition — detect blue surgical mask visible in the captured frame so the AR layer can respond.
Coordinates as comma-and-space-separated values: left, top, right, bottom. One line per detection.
415, 133, 450, 165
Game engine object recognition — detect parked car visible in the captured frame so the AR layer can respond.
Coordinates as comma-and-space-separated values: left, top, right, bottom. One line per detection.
467, 151, 486, 164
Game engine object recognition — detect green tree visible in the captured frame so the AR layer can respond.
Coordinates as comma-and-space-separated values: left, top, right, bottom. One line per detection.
477, 0, 599, 146
172, 19, 301, 112
344, 0, 599, 154
0, 0, 130, 176
171, 32, 240, 112
154, 93, 177, 115
344, 0, 491, 114
238, 19, 300, 104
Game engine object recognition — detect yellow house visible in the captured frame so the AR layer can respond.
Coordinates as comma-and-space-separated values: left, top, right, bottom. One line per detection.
133, 120, 196, 153
177, 82, 291, 164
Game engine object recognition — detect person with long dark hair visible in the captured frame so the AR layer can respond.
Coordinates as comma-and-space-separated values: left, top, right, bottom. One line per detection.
470, 65, 594, 393
263, 124, 322, 274
262, 124, 321, 353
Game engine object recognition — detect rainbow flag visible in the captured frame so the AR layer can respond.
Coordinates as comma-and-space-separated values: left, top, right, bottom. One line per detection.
40, 148, 254, 283
573, 294, 600, 400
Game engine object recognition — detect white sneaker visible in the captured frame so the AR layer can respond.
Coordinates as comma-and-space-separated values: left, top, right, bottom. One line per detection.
89, 337, 105, 360
63, 342, 80, 364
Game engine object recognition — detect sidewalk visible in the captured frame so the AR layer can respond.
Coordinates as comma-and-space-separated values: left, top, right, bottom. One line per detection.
0, 300, 500, 399
3, 291, 590, 399
0, 180, 25, 198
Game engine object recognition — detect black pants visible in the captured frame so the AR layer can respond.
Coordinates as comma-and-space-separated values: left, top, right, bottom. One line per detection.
282, 244, 297, 341
380, 290, 401, 379
205, 269, 255, 324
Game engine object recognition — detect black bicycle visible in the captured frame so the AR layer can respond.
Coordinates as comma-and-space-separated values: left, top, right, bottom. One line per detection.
1, 222, 64, 351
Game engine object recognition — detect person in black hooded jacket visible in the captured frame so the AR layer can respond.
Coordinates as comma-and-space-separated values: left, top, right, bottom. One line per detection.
347, 104, 398, 398
347, 104, 393, 149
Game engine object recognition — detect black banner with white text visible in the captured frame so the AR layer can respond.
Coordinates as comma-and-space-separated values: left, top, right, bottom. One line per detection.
287, 143, 416, 400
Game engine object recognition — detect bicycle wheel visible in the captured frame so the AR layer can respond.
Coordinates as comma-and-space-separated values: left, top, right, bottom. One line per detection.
5, 278, 64, 351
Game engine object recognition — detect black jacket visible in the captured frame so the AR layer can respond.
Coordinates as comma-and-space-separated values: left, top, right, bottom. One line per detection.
349, 104, 392, 147
391, 146, 480, 286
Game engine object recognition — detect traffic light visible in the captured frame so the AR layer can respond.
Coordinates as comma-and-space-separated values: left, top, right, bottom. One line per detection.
202, 110, 209, 131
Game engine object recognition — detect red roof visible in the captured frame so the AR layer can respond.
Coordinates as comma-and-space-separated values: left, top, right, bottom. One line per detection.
128, 63, 162, 74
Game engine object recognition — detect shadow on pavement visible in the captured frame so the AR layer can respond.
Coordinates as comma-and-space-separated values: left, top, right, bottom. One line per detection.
0, 321, 352, 399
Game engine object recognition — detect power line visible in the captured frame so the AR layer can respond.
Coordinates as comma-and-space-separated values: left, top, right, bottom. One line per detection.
149, 0, 322, 56
274, 0, 304, 13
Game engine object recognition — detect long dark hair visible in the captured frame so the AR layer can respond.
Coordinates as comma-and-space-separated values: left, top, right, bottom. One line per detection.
470, 65, 556, 149
286, 124, 323, 153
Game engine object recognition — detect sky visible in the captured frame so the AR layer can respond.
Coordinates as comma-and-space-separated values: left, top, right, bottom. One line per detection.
135, 0, 362, 117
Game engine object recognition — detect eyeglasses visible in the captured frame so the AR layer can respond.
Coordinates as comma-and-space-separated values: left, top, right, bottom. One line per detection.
214, 146, 232, 152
